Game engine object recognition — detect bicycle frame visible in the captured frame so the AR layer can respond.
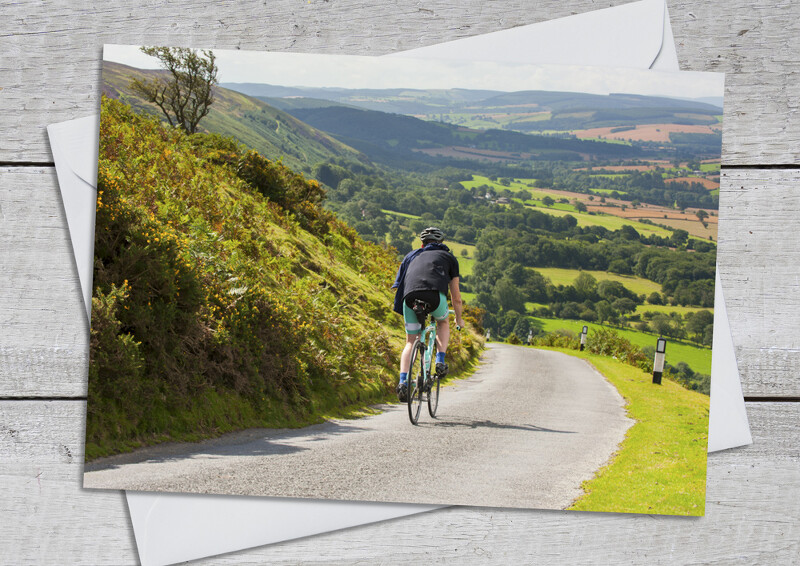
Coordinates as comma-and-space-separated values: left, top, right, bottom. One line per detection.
406, 308, 455, 424
418, 307, 455, 377
419, 317, 437, 378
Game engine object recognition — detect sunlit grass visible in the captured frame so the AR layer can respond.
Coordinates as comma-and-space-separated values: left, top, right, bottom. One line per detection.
538, 348, 708, 516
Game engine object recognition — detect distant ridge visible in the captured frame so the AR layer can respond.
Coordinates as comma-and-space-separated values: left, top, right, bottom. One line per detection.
103, 61, 367, 173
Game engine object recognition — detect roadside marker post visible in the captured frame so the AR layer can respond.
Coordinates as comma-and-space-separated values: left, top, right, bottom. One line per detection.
527, 329, 533, 345
652, 337, 667, 384
580, 325, 588, 351
486, 329, 491, 342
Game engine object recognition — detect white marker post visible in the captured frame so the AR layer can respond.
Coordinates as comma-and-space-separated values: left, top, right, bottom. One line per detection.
580, 325, 588, 351
653, 337, 667, 384
527, 329, 533, 345
486, 329, 491, 342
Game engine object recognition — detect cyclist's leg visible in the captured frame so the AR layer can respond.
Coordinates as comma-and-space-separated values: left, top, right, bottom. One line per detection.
401, 299, 423, 373
431, 292, 450, 375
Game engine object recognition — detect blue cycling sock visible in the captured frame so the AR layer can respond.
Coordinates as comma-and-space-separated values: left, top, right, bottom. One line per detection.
399, 372, 408, 384
436, 352, 446, 364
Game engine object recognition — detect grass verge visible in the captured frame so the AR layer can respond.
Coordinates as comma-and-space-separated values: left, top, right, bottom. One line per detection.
537, 346, 709, 516
533, 318, 712, 374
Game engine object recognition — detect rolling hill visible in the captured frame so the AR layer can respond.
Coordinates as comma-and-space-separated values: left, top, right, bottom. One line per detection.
102, 61, 367, 173
285, 105, 644, 167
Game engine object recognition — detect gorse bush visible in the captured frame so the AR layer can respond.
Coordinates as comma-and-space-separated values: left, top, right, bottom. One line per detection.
586, 327, 651, 371
88, 98, 482, 459
533, 328, 580, 349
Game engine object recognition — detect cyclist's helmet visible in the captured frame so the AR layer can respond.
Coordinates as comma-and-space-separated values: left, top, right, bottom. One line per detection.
419, 226, 444, 244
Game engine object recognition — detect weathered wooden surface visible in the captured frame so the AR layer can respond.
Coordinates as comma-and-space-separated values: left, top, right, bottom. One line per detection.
2, 0, 800, 564
1, 401, 797, 564
1, 0, 800, 164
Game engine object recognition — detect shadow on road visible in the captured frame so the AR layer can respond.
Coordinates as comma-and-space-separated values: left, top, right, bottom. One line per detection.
84, 419, 374, 472
417, 416, 575, 434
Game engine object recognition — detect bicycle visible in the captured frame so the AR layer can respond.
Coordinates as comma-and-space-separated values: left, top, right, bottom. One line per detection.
406, 300, 459, 425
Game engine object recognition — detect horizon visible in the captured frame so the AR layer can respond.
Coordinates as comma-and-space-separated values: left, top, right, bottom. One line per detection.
103, 45, 724, 105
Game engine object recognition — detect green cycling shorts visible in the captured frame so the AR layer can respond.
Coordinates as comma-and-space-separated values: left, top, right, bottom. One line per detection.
402, 291, 449, 335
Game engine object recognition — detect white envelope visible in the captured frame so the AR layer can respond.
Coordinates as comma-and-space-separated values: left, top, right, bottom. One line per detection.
48, 1, 750, 564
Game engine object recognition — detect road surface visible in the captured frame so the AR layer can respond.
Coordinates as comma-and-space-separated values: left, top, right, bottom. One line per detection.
84, 344, 633, 510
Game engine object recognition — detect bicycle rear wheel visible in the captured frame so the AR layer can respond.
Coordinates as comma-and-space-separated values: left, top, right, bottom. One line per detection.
407, 341, 425, 425
427, 370, 440, 417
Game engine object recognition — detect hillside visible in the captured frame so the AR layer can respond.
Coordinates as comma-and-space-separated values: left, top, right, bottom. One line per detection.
87, 97, 482, 459
102, 61, 366, 174
221, 83, 501, 115
287, 105, 642, 166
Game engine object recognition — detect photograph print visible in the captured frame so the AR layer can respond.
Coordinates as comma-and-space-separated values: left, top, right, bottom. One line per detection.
83, 46, 723, 516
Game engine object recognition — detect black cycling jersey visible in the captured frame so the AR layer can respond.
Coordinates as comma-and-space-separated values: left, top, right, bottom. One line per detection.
402, 249, 459, 299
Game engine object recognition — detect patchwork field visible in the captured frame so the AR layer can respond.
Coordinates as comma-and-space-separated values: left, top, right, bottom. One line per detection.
666, 176, 720, 191
574, 123, 721, 143
578, 165, 658, 172
461, 175, 714, 240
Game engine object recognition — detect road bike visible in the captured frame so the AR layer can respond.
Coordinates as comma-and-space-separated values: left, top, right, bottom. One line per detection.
406, 302, 458, 425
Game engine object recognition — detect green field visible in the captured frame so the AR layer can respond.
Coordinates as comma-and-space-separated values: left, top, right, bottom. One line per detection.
461, 175, 544, 196
576, 137, 633, 146
382, 209, 420, 220
429, 111, 552, 130
524, 206, 673, 238
534, 267, 661, 296
448, 241, 476, 276
699, 162, 721, 172
532, 318, 711, 374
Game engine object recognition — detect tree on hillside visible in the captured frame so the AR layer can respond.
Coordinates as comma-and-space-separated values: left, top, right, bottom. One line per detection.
573, 271, 598, 299
131, 46, 218, 134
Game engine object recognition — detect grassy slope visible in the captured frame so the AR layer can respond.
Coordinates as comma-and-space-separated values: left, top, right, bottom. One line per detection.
88, 98, 483, 459
538, 347, 708, 516
533, 318, 711, 374
102, 60, 363, 174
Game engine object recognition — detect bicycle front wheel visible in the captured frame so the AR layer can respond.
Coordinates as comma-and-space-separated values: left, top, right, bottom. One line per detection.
427, 370, 440, 418
407, 341, 425, 425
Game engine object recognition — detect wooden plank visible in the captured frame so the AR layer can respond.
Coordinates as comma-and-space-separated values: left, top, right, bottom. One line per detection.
0, 168, 89, 397
1, 0, 799, 164
718, 170, 800, 396
0, 401, 136, 564
670, 0, 800, 165
1, 400, 797, 563
2, 167, 799, 397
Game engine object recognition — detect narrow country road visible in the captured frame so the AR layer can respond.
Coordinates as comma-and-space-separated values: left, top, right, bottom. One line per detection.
84, 344, 633, 510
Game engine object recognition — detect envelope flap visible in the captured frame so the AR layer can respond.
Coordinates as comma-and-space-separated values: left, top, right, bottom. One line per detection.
393, 0, 667, 69
49, 115, 99, 186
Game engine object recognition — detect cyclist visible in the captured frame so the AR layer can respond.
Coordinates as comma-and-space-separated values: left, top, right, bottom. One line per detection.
391, 227, 464, 402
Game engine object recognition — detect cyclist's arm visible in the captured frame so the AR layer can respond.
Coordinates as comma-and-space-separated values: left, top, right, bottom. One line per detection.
449, 277, 465, 329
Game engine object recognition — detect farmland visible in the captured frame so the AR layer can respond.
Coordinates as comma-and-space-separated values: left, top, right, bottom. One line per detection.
574, 123, 722, 143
